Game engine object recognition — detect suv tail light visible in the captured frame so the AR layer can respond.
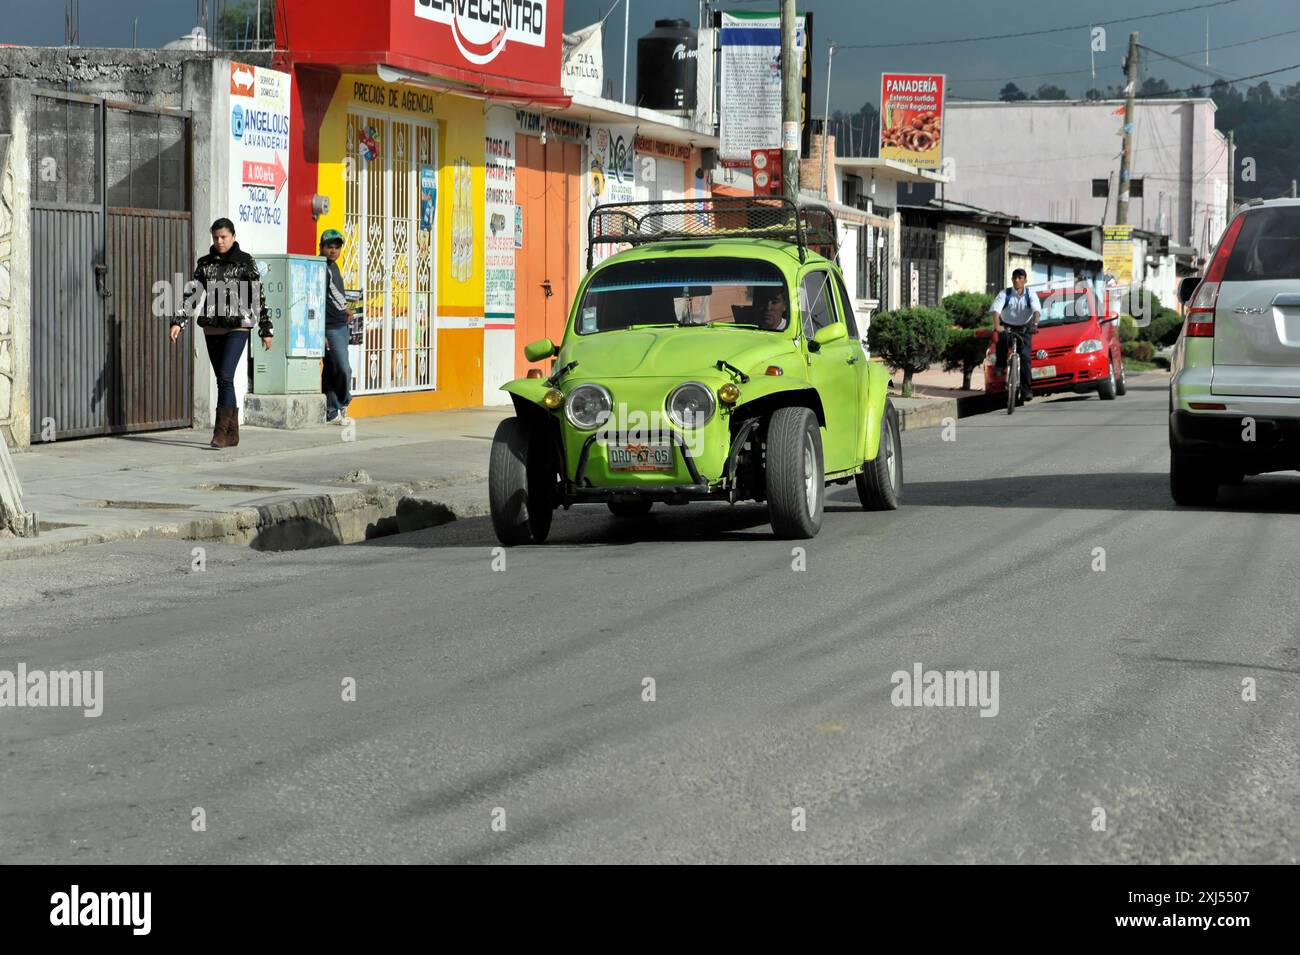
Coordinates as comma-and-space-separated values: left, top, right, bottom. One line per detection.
1186, 212, 1247, 337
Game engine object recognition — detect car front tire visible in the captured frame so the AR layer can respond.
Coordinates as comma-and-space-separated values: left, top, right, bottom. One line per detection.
766, 406, 824, 539
856, 399, 903, 510
1097, 359, 1117, 400
1170, 449, 1218, 506
489, 416, 554, 545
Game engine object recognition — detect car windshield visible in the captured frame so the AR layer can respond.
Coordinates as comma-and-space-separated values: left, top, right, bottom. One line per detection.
1036, 291, 1094, 325
575, 258, 791, 334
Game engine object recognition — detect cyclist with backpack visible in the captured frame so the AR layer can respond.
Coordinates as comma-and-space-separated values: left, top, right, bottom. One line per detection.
989, 269, 1042, 404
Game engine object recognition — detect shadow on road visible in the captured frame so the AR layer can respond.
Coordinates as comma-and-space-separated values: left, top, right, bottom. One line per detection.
907, 470, 1300, 514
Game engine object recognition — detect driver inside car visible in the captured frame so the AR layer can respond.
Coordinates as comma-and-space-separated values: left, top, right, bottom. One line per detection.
752, 285, 790, 331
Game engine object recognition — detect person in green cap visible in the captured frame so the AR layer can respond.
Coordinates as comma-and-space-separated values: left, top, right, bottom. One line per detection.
320, 228, 354, 423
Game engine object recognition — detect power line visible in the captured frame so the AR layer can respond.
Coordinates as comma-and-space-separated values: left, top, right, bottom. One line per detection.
835, 0, 1242, 51
947, 25, 1300, 88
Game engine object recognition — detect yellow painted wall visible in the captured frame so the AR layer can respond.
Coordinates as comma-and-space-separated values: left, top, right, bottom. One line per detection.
316, 73, 485, 415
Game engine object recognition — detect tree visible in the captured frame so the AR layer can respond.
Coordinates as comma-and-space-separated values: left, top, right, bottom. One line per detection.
866, 307, 950, 397
940, 292, 994, 390
1084, 88, 1105, 101
1139, 77, 1171, 98
999, 83, 1028, 102
217, 0, 275, 50
1035, 84, 1069, 101
1247, 81, 1276, 105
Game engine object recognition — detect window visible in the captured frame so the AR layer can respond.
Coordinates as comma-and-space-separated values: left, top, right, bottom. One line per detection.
1224, 207, 1300, 281
830, 270, 860, 339
577, 258, 791, 333
1130, 179, 1144, 198
1091, 179, 1109, 198
800, 271, 838, 339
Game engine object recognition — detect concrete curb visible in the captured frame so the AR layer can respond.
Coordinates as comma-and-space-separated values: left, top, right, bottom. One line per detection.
896, 393, 993, 431
0, 479, 490, 562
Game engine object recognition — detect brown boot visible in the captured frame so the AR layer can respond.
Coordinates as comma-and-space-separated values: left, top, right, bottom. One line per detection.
209, 408, 233, 448
226, 408, 240, 447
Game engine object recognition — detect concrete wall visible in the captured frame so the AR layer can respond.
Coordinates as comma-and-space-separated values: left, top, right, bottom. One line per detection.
941, 222, 986, 297
0, 82, 32, 450
942, 100, 1229, 255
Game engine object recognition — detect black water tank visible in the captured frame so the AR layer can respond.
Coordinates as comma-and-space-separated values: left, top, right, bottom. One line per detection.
636, 19, 697, 114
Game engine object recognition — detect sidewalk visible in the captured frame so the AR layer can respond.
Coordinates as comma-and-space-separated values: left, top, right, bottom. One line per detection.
1, 408, 507, 560
880, 360, 990, 430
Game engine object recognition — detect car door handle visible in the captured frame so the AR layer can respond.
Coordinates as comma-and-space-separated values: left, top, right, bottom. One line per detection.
846, 354, 860, 364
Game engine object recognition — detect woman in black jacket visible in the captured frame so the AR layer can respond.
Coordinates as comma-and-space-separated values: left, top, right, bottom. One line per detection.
169, 219, 273, 447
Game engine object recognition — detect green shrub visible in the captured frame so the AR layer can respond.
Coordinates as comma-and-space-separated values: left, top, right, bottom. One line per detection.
1121, 340, 1155, 362
940, 291, 994, 330
1145, 311, 1183, 347
867, 307, 951, 397
1118, 315, 1139, 342
941, 327, 992, 391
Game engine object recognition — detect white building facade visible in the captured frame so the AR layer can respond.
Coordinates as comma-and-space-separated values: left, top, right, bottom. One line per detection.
940, 99, 1229, 259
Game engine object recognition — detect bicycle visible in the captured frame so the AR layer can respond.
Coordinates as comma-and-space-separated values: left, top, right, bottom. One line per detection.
997, 325, 1035, 416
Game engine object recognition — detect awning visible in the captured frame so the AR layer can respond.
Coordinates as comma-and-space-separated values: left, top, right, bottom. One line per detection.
1010, 226, 1102, 263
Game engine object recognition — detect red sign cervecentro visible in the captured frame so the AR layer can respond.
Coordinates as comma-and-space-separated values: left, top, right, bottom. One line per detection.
277, 0, 568, 105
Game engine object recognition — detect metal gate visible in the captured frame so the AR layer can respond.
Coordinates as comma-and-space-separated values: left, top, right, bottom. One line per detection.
30, 92, 192, 440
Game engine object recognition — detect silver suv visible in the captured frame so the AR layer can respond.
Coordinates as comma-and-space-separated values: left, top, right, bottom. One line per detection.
1170, 197, 1300, 504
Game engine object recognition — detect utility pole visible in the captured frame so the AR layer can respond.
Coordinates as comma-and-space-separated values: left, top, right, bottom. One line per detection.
256, 0, 261, 49
1116, 32, 1139, 226
622, 0, 631, 104
820, 43, 835, 199
1226, 129, 1235, 220
780, 0, 800, 200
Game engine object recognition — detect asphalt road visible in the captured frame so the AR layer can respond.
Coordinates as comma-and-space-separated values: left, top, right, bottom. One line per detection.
2, 372, 1297, 863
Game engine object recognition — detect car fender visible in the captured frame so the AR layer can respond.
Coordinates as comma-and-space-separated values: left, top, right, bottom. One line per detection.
501, 378, 554, 414
730, 372, 828, 428
859, 359, 891, 461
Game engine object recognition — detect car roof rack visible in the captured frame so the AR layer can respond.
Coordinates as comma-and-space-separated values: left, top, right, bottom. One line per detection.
586, 197, 839, 270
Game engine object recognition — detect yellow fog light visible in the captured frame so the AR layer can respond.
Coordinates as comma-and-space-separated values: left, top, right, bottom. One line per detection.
718, 382, 740, 405
543, 388, 564, 410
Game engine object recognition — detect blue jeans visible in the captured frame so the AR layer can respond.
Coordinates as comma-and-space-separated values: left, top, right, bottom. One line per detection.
204, 331, 249, 409
323, 325, 352, 417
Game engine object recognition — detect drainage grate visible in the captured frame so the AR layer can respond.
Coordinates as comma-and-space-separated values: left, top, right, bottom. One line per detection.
91, 500, 194, 510
191, 483, 292, 493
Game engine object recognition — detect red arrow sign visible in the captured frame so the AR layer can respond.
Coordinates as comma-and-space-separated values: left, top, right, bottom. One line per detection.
230, 63, 255, 96
242, 152, 287, 203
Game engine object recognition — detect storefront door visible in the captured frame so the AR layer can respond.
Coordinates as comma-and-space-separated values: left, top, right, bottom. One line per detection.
341, 112, 437, 395
515, 134, 581, 377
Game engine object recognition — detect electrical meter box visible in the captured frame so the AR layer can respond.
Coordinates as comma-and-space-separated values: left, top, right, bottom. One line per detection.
252, 254, 326, 394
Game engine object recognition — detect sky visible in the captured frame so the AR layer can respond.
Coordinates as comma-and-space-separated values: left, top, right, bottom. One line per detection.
2, 0, 1297, 112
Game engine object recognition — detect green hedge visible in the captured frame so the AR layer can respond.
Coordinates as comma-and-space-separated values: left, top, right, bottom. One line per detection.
867, 307, 951, 397
1121, 340, 1155, 362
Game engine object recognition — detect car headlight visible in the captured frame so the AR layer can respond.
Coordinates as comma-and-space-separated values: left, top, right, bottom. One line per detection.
564, 384, 613, 429
666, 382, 716, 429
1076, 339, 1104, 354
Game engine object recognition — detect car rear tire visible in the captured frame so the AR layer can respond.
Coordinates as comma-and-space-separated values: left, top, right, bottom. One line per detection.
1114, 360, 1128, 396
489, 416, 554, 545
1170, 449, 1218, 506
1097, 359, 1117, 400
607, 501, 653, 518
766, 407, 824, 539
856, 400, 903, 510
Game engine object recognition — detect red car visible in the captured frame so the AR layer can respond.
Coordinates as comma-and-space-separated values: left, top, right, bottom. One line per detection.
980, 287, 1126, 400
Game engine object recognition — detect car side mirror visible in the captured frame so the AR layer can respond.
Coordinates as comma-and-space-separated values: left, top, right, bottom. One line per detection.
811, 323, 848, 348
1178, 275, 1202, 306
524, 338, 558, 363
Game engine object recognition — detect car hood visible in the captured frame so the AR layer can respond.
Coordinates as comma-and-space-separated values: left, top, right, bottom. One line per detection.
561, 326, 798, 379
1032, 320, 1101, 346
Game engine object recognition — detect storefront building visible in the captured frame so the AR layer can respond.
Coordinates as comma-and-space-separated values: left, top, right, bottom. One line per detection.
276, 0, 568, 416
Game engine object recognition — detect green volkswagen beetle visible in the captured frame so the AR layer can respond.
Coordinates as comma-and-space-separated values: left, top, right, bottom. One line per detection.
489, 197, 902, 544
